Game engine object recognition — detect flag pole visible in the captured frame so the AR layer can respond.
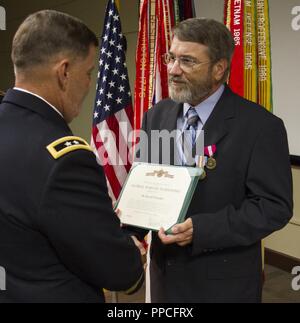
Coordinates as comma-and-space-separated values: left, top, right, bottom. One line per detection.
112, 0, 120, 305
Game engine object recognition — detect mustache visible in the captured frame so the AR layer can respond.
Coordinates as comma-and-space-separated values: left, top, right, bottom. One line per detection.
169, 76, 187, 84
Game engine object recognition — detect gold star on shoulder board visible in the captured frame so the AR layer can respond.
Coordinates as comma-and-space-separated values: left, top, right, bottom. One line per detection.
47, 136, 93, 160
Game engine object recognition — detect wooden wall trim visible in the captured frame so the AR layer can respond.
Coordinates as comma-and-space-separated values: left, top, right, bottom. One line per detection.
265, 248, 300, 272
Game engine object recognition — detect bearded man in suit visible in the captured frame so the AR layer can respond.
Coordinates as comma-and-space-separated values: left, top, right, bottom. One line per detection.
131, 18, 293, 303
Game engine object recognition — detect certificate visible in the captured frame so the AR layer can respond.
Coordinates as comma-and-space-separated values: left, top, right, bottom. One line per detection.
115, 163, 203, 233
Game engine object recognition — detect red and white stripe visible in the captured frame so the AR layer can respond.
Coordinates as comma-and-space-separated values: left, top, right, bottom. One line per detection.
92, 106, 133, 202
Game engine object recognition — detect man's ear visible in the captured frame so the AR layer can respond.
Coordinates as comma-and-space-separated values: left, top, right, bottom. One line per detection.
212, 59, 228, 82
56, 59, 70, 91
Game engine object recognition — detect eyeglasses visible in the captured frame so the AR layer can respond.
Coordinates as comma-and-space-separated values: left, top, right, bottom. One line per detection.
163, 53, 211, 72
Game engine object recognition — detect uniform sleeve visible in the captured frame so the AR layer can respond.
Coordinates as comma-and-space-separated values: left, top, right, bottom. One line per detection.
191, 118, 293, 255
37, 150, 143, 292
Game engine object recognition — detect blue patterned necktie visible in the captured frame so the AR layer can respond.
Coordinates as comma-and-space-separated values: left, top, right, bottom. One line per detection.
182, 108, 200, 166
187, 108, 200, 145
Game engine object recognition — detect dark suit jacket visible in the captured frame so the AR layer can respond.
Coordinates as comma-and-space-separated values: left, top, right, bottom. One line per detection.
0, 89, 143, 303
135, 85, 293, 303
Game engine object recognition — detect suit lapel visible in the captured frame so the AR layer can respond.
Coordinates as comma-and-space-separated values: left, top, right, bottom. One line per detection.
159, 102, 183, 132
202, 86, 236, 148
157, 102, 182, 166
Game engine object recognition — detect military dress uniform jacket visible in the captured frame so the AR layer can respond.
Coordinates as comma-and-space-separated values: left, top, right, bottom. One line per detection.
0, 89, 143, 303
133, 85, 293, 303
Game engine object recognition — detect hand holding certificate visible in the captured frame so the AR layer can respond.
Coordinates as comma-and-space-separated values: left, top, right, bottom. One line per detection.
115, 163, 203, 233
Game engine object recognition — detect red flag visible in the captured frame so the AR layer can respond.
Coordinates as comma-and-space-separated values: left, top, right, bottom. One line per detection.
134, 0, 151, 131
134, 0, 178, 130
154, 0, 173, 103
224, 0, 245, 97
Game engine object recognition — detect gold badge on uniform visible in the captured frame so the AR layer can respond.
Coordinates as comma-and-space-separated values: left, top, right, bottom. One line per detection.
47, 136, 93, 160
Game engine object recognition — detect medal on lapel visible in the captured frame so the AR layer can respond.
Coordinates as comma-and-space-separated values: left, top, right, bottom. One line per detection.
207, 158, 217, 170
204, 145, 217, 170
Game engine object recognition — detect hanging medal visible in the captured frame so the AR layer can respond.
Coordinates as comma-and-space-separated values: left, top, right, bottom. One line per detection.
204, 145, 217, 170
197, 155, 207, 180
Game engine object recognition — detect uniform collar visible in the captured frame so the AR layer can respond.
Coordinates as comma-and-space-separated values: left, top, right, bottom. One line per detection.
13, 87, 64, 119
2, 89, 71, 133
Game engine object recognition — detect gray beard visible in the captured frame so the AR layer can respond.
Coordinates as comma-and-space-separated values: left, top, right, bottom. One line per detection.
168, 77, 213, 105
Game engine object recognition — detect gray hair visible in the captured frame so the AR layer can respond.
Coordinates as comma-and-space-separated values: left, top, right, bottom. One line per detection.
12, 10, 98, 71
173, 18, 235, 83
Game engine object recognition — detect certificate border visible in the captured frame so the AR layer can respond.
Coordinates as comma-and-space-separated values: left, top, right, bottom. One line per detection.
115, 163, 202, 233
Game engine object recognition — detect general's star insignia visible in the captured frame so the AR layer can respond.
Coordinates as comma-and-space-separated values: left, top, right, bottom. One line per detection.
47, 136, 93, 160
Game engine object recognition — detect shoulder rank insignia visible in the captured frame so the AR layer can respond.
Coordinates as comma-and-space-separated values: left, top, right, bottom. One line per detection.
47, 136, 93, 160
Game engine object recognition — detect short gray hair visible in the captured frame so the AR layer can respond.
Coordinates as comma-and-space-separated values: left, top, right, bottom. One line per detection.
12, 10, 98, 71
173, 18, 235, 83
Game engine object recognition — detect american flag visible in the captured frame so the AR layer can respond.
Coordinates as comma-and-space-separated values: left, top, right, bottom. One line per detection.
91, 0, 134, 202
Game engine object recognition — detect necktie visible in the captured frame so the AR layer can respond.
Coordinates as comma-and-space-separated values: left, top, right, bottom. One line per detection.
182, 108, 200, 166
187, 108, 200, 145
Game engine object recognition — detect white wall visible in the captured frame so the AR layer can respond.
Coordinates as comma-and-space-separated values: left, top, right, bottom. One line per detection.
269, 0, 300, 157
194, 0, 224, 22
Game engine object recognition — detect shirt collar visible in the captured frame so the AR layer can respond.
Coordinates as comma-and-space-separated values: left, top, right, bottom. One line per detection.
13, 87, 64, 119
183, 84, 225, 126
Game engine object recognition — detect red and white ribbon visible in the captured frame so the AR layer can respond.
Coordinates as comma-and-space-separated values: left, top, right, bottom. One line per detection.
204, 145, 217, 157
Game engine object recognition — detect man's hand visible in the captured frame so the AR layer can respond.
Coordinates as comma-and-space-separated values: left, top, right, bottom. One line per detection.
117, 208, 146, 256
158, 218, 193, 247
115, 208, 124, 228
131, 236, 146, 256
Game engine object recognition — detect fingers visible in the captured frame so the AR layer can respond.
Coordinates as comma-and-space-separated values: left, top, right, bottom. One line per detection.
131, 236, 146, 256
158, 218, 193, 247
177, 234, 193, 247
171, 218, 193, 234
115, 208, 123, 227
158, 228, 174, 244
159, 228, 193, 245
115, 208, 121, 218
